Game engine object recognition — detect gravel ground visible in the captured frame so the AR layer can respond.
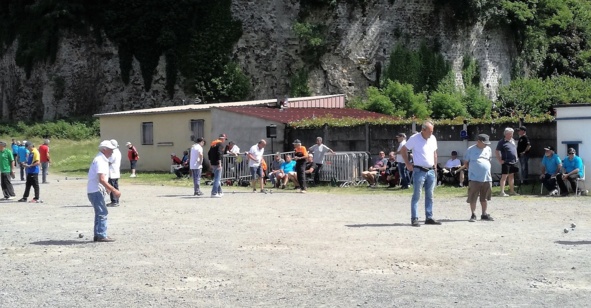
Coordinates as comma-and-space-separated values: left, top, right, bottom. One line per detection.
1, 177, 590, 307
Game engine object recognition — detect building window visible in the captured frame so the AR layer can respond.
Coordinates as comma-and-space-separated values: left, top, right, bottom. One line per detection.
190, 119, 204, 141
142, 122, 153, 145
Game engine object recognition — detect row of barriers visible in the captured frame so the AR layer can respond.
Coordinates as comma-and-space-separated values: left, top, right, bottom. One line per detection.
219, 151, 371, 187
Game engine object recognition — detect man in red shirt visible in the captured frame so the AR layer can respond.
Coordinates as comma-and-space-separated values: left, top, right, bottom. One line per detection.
38, 139, 50, 184
126, 142, 139, 177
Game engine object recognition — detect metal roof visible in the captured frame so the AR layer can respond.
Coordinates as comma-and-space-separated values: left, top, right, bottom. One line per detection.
217, 106, 392, 124
94, 94, 344, 117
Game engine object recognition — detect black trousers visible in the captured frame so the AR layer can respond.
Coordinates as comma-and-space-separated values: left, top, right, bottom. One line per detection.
557, 173, 579, 194
313, 163, 323, 184
296, 161, 306, 190
1, 172, 15, 198
23, 173, 40, 200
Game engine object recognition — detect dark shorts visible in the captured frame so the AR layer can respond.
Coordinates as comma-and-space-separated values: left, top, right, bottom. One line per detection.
501, 164, 518, 175
130, 160, 138, 169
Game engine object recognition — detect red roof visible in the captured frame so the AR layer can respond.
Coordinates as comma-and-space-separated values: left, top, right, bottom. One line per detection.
217, 106, 391, 123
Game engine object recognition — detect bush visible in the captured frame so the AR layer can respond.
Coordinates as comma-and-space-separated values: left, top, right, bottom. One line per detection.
430, 92, 466, 119
0, 119, 99, 140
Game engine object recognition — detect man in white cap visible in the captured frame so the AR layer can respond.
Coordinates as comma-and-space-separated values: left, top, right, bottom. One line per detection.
126, 142, 139, 177
87, 140, 121, 242
107, 139, 122, 207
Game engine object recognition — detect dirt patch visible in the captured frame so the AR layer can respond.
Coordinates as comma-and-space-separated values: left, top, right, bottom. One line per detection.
1, 178, 590, 306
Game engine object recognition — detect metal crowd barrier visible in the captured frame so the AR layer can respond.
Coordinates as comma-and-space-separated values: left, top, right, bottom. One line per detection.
219, 150, 371, 188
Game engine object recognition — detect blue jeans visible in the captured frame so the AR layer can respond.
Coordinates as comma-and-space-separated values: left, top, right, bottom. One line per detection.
192, 168, 202, 194
41, 162, 49, 183
88, 191, 108, 238
519, 154, 529, 182
410, 168, 436, 220
398, 162, 410, 188
211, 166, 223, 195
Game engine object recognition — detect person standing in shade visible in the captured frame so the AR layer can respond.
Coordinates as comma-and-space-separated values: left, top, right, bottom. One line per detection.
0, 141, 16, 200
16, 141, 28, 181
38, 139, 50, 184
516, 126, 531, 184
495, 127, 519, 196
247, 139, 267, 193
308, 137, 334, 185
209, 134, 226, 198
18, 142, 41, 203
190, 137, 205, 196
126, 142, 139, 177
463, 134, 495, 222
292, 139, 308, 193
87, 140, 121, 242
395, 133, 410, 189
107, 139, 121, 207
400, 120, 441, 227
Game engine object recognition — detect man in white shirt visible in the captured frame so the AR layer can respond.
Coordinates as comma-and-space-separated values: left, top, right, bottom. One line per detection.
247, 139, 266, 192
190, 137, 205, 196
87, 140, 121, 242
442, 150, 466, 187
308, 137, 334, 185
107, 139, 122, 207
400, 120, 441, 227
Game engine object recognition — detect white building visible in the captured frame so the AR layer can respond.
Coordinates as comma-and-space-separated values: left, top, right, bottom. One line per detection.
555, 104, 590, 181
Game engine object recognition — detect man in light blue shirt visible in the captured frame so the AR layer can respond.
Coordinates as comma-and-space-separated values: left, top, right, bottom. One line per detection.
463, 134, 494, 222
557, 148, 584, 196
540, 145, 562, 195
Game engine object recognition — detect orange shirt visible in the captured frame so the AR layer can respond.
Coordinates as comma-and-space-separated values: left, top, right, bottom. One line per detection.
294, 146, 308, 161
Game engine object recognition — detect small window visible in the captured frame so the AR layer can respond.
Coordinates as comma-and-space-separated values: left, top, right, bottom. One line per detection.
142, 122, 153, 145
190, 119, 204, 141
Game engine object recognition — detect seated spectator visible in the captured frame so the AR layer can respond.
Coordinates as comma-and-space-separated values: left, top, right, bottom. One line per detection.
268, 153, 285, 188
385, 151, 399, 188
557, 148, 583, 196
304, 154, 316, 185
174, 150, 190, 178
362, 151, 388, 188
440, 151, 466, 187
540, 145, 562, 196
171, 153, 182, 165
276, 155, 296, 189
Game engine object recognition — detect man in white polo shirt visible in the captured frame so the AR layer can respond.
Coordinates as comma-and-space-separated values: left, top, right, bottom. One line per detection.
88, 140, 121, 242
247, 139, 267, 192
190, 137, 205, 196
400, 120, 441, 227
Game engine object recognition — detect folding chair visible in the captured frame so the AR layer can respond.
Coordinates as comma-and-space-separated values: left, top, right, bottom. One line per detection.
575, 165, 586, 197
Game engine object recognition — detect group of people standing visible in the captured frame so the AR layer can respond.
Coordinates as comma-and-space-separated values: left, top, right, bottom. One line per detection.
0, 139, 50, 203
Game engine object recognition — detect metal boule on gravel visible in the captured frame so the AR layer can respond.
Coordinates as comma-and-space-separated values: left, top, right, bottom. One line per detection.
571, 223, 576, 228
78, 233, 84, 238
564, 228, 569, 233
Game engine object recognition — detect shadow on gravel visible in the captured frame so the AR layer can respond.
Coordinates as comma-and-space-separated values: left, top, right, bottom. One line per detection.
555, 240, 591, 245
30, 240, 92, 246
346, 223, 409, 227
62, 205, 91, 208
438, 219, 468, 223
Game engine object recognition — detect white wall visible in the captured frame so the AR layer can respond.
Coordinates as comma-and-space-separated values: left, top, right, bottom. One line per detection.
556, 105, 591, 180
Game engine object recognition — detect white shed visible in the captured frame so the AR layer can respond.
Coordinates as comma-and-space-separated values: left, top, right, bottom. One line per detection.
554, 104, 590, 180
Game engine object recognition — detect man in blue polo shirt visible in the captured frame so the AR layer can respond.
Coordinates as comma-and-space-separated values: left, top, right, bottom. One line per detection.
557, 148, 584, 196
540, 145, 562, 196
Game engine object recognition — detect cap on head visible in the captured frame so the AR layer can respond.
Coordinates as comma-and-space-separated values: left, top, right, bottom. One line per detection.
99, 140, 116, 150
477, 134, 491, 144
518, 126, 527, 131
219, 133, 227, 139
25, 142, 33, 148
568, 148, 576, 154
293, 139, 301, 144
0, 141, 6, 147
451, 151, 458, 156
171, 153, 176, 156
125, 142, 132, 147
544, 145, 555, 151
396, 133, 406, 139
110, 139, 118, 148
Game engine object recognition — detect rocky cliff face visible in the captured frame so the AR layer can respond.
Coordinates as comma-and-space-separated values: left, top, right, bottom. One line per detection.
0, 0, 514, 121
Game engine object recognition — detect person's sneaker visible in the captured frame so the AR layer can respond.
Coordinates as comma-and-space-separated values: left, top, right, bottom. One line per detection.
106, 202, 119, 207
195, 191, 204, 196
218, 192, 224, 197
260, 189, 266, 193
5, 196, 15, 200
211, 194, 221, 198
18, 198, 27, 202
411, 218, 420, 227
499, 191, 509, 197
300, 189, 307, 194
424, 218, 442, 225
549, 189, 559, 196
96, 237, 115, 242
469, 214, 477, 222
130, 174, 137, 178
29, 199, 43, 203
508, 191, 519, 196
481, 214, 494, 221
281, 185, 286, 189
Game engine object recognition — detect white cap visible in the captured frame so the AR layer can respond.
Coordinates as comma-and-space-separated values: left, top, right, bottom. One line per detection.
110, 139, 119, 148
99, 140, 117, 150
126, 142, 132, 146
